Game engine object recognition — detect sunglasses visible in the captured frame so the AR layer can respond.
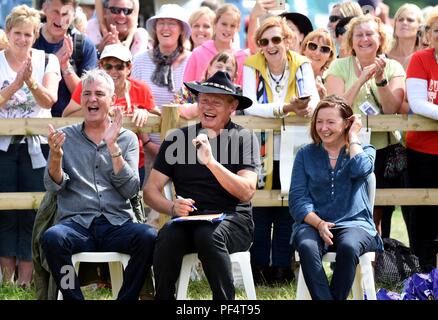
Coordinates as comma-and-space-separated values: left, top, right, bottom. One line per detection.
102, 63, 126, 71
257, 36, 283, 47
306, 41, 331, 54
329, 15, 342, 23
108, 6, 134, 15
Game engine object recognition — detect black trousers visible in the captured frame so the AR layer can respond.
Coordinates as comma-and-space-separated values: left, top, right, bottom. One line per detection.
406, 148, 438, 272
153, 214, 252, 300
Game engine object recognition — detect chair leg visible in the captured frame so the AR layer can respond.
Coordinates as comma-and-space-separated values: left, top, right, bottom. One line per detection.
231, 253, 256, 300
295, 266, 311, 300
351, 264, 364, 300
176, 253, 198, 300
108, 261, 124, 299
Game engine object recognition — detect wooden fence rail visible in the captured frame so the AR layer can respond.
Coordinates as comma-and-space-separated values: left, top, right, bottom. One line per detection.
1, 108, 438, 210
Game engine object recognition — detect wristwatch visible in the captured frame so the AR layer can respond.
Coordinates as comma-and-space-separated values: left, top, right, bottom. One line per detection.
110, 148, 122, 158
375, 79, 388, 87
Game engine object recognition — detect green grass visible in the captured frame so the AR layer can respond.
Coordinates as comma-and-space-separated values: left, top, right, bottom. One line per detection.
0, 208, 409, 300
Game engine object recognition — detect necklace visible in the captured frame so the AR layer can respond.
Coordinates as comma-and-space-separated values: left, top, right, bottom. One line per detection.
269, 68, 285, 93
328, 155, 338, 160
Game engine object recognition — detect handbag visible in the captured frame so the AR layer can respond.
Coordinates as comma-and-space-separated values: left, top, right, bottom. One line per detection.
384, 133, 407, 179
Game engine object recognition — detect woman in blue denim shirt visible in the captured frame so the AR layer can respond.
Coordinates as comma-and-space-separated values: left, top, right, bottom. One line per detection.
289, 95, 383, 300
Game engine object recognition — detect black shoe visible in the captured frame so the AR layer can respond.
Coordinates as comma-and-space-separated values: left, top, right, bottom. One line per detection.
252, 266, 269, 285
268, 266, 294, 285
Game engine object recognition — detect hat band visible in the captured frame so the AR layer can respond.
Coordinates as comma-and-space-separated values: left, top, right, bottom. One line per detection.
201, 82, 234, 93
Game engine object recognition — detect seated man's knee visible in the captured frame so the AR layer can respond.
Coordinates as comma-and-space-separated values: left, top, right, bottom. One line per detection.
41, 226, 65, 253
336, 242, 360, 260
133, 224, 157, 248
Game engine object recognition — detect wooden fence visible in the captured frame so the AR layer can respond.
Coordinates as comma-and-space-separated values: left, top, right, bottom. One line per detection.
1, 107, 438, 211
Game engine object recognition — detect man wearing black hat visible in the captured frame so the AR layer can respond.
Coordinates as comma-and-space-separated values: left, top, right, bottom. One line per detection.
143, 71, 260, 300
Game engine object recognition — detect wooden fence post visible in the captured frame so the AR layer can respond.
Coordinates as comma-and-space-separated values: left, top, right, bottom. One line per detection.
158, 104, 180, 228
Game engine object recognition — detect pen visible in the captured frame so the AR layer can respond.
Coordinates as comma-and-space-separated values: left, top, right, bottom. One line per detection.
176, 195, 198, 211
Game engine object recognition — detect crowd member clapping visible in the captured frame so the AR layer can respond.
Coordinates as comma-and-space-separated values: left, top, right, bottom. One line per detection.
325, 15, 407, 236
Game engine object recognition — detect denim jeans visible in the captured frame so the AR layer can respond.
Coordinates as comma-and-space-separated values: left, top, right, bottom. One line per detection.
42, 215, 157, 300
250, 206, 293, 268
0, 143, 48, 260
293, 226, 379, 300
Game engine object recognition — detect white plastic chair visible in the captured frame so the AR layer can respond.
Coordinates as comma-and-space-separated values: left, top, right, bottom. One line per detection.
176, 251, 257, 300
295, 173, 377, 300
57, 252, 130, 300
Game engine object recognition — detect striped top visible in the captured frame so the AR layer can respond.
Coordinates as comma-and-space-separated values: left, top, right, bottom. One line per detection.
132, 49, 191, 144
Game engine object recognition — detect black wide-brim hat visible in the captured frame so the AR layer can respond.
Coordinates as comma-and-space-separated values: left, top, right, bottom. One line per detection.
279, 12, 314, 37
184, 71, 253, 110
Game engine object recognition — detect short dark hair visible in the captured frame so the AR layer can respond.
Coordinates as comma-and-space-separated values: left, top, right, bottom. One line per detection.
310, 95, 353, 145
45, 0, 78, 8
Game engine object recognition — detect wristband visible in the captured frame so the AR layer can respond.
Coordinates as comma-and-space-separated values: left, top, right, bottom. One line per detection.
316, 220, 324, 230
349, 141, 362, 147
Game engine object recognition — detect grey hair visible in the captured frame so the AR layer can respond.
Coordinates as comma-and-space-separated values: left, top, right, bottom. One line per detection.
81, 68, 115, 96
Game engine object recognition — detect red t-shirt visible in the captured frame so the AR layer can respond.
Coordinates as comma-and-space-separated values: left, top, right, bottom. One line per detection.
406, 48, 438, 154
72, 78, 155, 168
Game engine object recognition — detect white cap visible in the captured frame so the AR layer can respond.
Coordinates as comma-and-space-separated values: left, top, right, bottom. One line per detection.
146, 4, 191, 39
99, 44, 132, 63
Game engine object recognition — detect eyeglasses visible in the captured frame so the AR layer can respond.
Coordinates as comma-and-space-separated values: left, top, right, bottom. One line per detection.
306, 41, 332, 54
257, 36, 283, 47
102, 63, 126, 71
329, 15, 342, 23
108, 6, 134, 15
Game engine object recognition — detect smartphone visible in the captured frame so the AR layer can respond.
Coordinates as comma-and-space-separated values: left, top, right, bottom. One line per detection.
299, 95, 311, 100
270, 0, 286, 13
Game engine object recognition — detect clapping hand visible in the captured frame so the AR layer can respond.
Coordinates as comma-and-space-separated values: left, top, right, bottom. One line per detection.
48, 124, 66, 159
103, 107, 123, 146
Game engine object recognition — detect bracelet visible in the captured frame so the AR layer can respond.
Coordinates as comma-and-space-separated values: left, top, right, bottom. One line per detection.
170, 203, 175, 216
349, 141, 362, 147
110, 148, 122, 158
143, 139, 152, 147
62, 65, 75, 77
316, 220, 324, 231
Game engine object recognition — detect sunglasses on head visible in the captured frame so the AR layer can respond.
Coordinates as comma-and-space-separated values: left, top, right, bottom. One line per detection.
329, 15, 342, 23
257, 36, 283, 47
102, 63, 126, 71
307, 41, 331, 54
108, 6, 134, 15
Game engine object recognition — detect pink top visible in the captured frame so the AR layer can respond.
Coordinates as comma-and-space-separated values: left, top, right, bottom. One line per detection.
183, 40, 248, 86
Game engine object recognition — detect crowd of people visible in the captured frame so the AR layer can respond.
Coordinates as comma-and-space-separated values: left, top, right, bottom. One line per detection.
0, 0, 437, 301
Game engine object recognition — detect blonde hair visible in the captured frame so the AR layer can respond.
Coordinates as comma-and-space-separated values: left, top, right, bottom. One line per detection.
335, 1, 364, 18
213, 3, 241, 40
392, 4, 423, 49
300, 28, 335, 72
0, 30, 8, 50
425, 7, 438, 28
189, 6, 215, 27
342, 15, 389, 56
254, 16, 295, 50
5, 5, 41, 39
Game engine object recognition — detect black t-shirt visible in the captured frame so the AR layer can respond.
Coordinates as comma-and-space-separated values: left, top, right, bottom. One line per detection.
154, 120, 260, 217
